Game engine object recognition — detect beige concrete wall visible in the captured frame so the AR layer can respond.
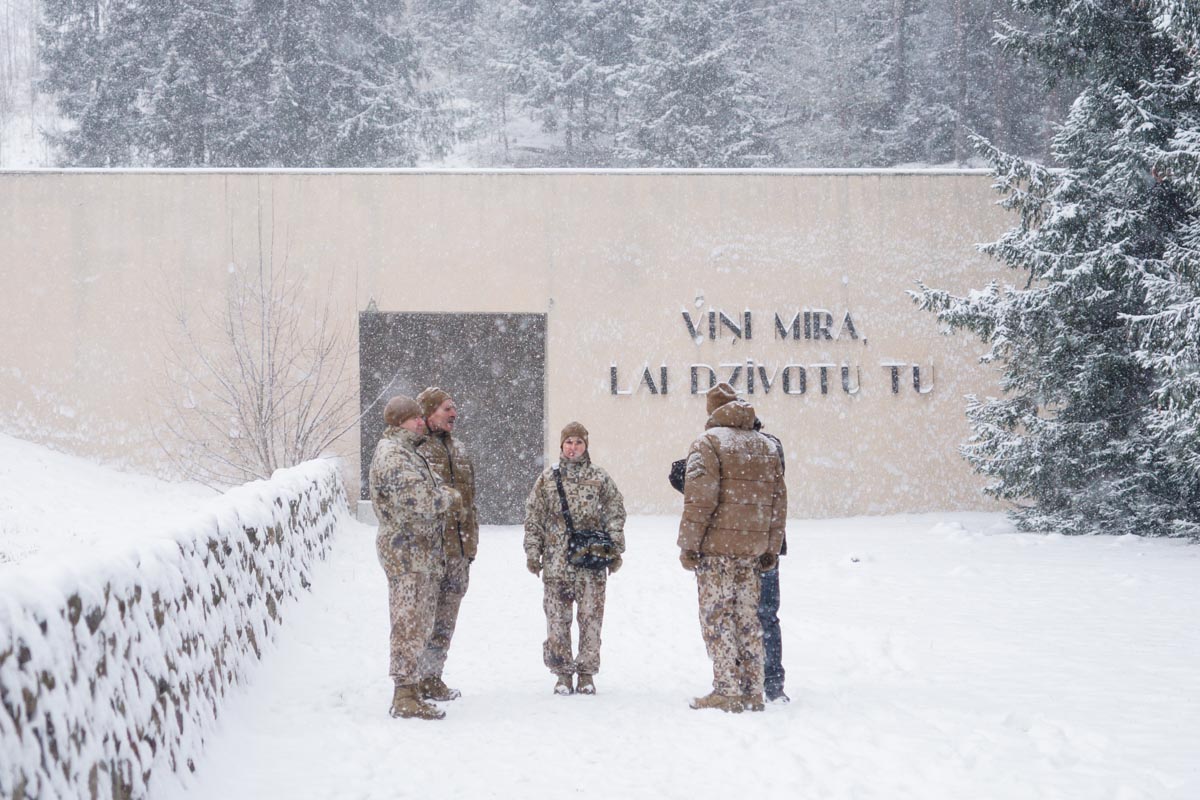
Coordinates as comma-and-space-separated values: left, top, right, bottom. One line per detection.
0, 169, 1009, 517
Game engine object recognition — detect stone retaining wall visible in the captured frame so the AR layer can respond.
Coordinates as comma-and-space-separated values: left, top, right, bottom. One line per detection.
0, 460, 347, 799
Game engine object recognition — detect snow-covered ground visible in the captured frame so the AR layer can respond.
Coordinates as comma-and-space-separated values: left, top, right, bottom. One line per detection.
2, 435, 1197, 798
159, 513, 1200, 800
0, 433, 216, 570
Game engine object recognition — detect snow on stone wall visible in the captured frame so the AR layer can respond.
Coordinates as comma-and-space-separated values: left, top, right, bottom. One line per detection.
0, 459, 347, 800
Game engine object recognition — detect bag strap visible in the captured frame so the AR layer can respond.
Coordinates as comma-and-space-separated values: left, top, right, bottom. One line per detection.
552, 467, 578, 534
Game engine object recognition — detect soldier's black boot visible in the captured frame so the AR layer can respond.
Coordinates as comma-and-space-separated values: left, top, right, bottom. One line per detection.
554, 673, 574, 695
765, 685, 790, 704
576, 674, 596, 695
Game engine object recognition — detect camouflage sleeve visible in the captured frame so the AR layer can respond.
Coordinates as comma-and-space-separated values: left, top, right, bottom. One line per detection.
523, 471, 548, 559
372, 462, 455, 523
600, 469, 627, 554
461, 448, 480, 543
677, 435, 720, 552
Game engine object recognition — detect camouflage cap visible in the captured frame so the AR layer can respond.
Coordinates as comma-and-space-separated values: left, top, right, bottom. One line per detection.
383, 395, 422, 426
416, 386, 451, 417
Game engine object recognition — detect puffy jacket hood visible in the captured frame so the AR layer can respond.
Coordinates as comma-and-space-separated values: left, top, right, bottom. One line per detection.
705, 399, 756, 431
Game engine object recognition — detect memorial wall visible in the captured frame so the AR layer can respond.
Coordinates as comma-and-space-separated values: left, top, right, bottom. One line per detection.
0, 169, 1009, 519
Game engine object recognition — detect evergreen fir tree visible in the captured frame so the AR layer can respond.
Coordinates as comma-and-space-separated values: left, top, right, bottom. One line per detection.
503, 0, 637, 164
1133, 0, 1200, 538
412, 0, 482, 77
617, 0, 780, 167
140, 0, 243, 166
228, 0, 453, 167
913, 0, 1200, 537
39, 0, 151, 165
39, 0, 451, 167
762, 0, 1057, 167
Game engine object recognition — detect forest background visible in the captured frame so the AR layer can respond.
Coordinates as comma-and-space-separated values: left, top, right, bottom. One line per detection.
0, 0, 1065, 169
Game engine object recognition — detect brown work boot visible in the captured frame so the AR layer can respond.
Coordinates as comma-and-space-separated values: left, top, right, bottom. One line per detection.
689, 692, 744, 713
742, 692, 765, 712
553, 673, 574, 695
576, 674, 596, 695
389, 684, 446, 720
419, 676, 462, 701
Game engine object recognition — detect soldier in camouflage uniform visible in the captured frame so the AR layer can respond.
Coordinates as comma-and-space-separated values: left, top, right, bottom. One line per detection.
369, 395, 461, 721
524, 422, 626, 695
678, 383, 787, 713
414, 387, 479, 702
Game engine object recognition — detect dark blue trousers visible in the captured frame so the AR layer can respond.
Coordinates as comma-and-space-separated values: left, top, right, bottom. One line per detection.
758, 567, 785, 694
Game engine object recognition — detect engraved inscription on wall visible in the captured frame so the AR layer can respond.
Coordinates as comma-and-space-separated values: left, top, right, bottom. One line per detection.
609, 307, 934, 398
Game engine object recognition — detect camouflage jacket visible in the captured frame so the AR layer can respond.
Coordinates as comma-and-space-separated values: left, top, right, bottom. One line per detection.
524, 454, 626, 580
369, 426, 458, 575
677, 400, 787, 557
418, 430, 479, 561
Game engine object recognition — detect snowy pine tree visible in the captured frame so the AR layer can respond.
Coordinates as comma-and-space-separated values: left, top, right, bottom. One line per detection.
617, 0, 780, 167
1132, 0, 1200, 538
502, 0, 637, 164
39, 0, 452, 166
139, 0, 244, 166
247, 0, 452, 167
914, 0, 1200, 537
39, 0, 151, 165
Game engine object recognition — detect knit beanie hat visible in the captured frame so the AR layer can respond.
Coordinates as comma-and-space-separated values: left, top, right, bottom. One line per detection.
560, 421, 589, 448
706, 382, 738, 415
384, 395, 423, 426
416, 386, 451, 417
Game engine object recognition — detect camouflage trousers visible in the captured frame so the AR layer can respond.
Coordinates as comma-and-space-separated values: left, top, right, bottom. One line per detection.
384, 572, 440, 685
695, 555, 764, 697
543, 572, 607, 676
417, 556, 471, 680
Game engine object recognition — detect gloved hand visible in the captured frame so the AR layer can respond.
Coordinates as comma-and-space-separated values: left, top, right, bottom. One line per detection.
607, 555, 623, 575
679, 550, 701, 571
588, 541, 615, 558
526, 555, 542, 576
757, 552, 778, 573
668, 459, 687, 493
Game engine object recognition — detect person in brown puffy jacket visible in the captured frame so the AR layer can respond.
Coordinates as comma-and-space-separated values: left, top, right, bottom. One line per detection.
415, 387, 478, 703
678, 382, 787, 713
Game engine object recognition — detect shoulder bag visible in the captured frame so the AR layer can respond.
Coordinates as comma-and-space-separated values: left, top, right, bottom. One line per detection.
553, 467, 616, 571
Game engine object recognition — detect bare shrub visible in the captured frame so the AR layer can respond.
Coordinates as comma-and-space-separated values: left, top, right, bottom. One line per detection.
159, 216, 356, 488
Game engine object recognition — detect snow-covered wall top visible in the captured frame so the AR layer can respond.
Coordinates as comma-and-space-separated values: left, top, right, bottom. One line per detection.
0, 459, 347, 800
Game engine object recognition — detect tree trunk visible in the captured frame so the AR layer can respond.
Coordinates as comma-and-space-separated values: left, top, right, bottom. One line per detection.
892, 0, 909, 122
953, 0, 968, 164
